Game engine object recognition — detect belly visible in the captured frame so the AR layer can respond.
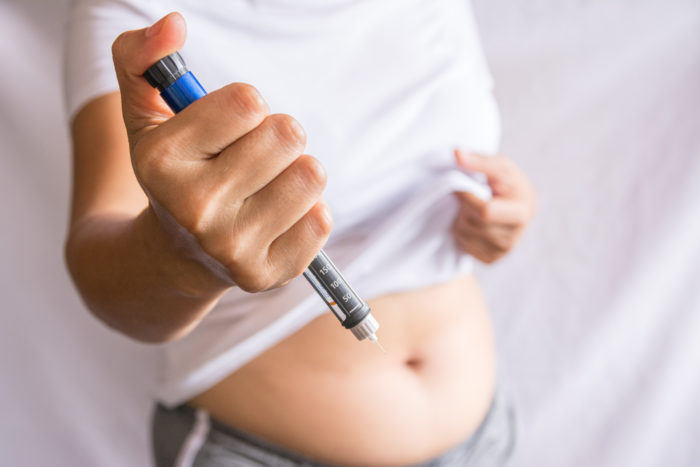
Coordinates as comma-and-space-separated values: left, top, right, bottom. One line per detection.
189, 274, 496, 467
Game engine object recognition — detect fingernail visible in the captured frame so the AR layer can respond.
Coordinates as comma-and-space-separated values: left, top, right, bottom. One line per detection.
145, 14, 168, 38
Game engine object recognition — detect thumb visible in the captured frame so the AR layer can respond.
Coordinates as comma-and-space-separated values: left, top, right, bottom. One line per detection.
111, 12, 187, 146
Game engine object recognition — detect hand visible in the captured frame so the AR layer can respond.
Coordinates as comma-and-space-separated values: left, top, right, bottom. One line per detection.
112, 13, 332, 293
452, 149, 536, 264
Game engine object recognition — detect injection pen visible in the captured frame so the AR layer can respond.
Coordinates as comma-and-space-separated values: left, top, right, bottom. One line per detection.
143, 52, 383, 349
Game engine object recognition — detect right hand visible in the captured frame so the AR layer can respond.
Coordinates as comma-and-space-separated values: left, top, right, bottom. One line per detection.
112, 12, 332, 293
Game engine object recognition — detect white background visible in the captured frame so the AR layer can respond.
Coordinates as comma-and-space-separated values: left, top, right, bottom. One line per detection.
1, 0, 699, 465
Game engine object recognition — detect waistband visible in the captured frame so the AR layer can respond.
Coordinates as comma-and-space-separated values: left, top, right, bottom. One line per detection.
151, 383, 516, 467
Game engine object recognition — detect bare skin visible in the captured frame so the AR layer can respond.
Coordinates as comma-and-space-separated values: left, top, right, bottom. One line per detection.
66, 12, 535, 467
190, 274, 496, 467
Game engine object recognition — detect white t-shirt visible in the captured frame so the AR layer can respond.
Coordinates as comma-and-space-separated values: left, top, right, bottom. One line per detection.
65, 0, 500, 406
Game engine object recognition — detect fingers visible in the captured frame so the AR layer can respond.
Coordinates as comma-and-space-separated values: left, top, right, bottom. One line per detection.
453, 149, 537, 264
452, 216, 516, 264
267, 201, 334, 285
238, 154, 327, 244
454, 233, 507, 264
112, 12, 187, 144
457, 193, 531, 227
454, 191, 487, 218
455, 148, 514, 196
211, 113, 305, 196
221, 199, 332, 293
455, 148, 537, 222
146, 82, 271, 162
132, 83, 273, 187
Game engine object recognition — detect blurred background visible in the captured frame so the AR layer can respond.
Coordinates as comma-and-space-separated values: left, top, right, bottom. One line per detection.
1, 0, 698, 465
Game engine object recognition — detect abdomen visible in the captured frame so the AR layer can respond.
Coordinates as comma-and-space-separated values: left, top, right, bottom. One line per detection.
190, 273, 496, 466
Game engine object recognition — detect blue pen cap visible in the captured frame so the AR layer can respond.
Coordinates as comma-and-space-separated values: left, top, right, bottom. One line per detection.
144, 52, 207, 113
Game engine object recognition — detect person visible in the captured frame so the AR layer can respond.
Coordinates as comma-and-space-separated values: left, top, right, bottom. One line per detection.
65, 1, 536, 466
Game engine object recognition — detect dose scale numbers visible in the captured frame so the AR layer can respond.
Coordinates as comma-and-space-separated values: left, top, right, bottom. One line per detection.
303, 251, 364, 324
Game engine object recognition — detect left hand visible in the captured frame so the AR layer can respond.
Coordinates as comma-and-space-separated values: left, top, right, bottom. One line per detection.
452, 148, 536, 264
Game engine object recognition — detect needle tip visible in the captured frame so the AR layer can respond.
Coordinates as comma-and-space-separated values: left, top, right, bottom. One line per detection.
371, 337, 386, 354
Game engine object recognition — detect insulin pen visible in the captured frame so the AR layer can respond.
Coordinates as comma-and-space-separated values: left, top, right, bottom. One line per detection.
144, 52, 383, 349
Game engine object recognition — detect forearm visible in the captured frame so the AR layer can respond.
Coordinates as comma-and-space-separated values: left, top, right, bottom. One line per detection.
65, 206, 231, 343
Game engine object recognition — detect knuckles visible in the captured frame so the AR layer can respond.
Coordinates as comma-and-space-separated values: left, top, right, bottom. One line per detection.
291, 155, 327, 192
221, 83, 269, 127
131, 133, 175, 184
216, 86, 308, 151
313, 204, 333, 239
176, 191, 222, 239
227, 261, 275, 294
198, 226, 276, 293
264, 113, 307, 149
234, 274, 273, 294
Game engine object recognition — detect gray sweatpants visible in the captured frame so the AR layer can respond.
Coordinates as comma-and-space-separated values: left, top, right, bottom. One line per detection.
152, 386, 516, 467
